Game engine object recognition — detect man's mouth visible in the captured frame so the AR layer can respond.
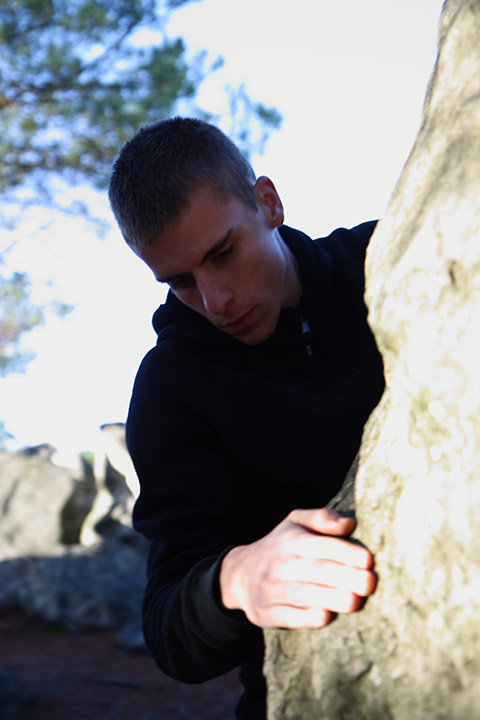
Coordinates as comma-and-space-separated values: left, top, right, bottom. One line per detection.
221, 308, 256, 334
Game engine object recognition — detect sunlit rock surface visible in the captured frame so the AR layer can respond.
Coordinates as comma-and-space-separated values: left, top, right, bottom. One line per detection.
264, 1, 480, 717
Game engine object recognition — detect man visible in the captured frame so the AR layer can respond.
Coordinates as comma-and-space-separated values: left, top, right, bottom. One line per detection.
108, 117, 385, 719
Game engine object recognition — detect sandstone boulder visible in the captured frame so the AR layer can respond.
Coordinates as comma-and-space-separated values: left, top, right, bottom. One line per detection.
264, 1, 480, 717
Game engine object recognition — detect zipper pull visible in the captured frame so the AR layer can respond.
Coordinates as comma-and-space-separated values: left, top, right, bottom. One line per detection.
301, 315, 313, 357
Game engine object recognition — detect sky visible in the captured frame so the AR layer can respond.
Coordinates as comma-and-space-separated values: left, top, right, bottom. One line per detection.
0, 0, 445, 457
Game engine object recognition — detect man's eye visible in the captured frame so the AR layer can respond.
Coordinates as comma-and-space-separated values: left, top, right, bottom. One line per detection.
214, 244, 235, 262
170, 275, 194, 291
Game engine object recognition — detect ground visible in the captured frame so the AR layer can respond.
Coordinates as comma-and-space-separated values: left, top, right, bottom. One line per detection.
0, 610, 242, 720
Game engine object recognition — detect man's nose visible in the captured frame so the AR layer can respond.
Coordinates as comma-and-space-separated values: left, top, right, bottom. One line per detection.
198, 278, 233, 316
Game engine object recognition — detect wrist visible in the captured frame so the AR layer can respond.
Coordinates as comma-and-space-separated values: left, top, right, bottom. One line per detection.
219, 544, 248, 611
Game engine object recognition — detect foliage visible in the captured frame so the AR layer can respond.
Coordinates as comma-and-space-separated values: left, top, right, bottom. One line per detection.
0, 270, 72, 377
0, 0, 281, 208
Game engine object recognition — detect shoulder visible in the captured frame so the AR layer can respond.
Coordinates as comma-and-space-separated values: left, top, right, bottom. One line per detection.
314, 220, 378, 280
316, 220, 378, 256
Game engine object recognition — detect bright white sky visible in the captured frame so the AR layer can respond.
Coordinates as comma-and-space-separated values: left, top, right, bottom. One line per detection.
1, 0, 444, 456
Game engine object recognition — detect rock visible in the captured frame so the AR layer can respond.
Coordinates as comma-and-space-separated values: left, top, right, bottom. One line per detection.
0, 558, 30, 613
80, 423, 139, 546
0, 447, 96, 557
0, 537, 148, 631
0, 668, 28, 720
116, 622, 148, 654
0, 424, 139, 555
264, 1, 480, 717
0, 426, 148, 633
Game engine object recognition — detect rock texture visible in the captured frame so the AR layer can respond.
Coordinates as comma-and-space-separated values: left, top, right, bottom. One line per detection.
264, 1, 480, 717
0, 425, 147, 634
0, 444, 95, 556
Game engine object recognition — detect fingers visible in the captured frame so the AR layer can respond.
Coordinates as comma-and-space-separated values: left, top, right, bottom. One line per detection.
287, 507, 356, 537
274, 558, 377, 597
262, 605, 334, 630
277, 582, 365, 614
259, 585, 367, 629
284, 508, 373, 570
292, 533, 373, 569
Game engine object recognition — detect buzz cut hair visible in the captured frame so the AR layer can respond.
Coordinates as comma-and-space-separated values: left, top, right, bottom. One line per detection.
108, 117, 258, 249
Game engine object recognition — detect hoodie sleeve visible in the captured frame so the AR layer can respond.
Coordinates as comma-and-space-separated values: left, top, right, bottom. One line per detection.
126, 347, 260, 683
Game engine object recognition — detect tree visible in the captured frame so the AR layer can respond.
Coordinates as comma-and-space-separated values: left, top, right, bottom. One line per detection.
0, 268, 73, 449
0, 0, 281, 212
0, 271, 42, 377
0, 270, 72, 377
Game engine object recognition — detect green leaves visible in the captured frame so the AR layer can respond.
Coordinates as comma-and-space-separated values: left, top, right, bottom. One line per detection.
0, 0, 205, 197
0, 270, 73, 376
0, 0, 281, 203
0, 271, 43, 376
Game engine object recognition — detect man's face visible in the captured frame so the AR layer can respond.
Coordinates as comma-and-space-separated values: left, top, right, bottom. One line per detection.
134, 177, 301, 345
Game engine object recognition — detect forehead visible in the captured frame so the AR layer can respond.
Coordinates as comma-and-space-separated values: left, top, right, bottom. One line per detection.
134, 184, 255, 281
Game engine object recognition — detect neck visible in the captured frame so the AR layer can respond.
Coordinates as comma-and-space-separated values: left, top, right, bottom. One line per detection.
280, 235, 303, 310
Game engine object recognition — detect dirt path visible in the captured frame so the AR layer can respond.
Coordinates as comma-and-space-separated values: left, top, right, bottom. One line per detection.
0, 610, 242, 720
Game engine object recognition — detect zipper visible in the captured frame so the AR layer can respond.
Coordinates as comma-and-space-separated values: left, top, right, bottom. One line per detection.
300, 315, 313, 358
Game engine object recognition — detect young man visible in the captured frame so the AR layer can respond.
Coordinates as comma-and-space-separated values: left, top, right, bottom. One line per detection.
108, 117, 385, 719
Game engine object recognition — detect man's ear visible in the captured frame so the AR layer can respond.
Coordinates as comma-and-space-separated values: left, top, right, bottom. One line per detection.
253, 176, 285, 228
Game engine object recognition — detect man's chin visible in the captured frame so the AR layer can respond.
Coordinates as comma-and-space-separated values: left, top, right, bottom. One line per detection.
229, 321, 276, 346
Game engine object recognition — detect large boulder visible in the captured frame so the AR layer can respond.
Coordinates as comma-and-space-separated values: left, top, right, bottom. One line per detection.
264, 1, 480, 717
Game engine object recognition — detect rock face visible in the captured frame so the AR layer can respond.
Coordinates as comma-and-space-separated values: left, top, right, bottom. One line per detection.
264, 1, 480, 717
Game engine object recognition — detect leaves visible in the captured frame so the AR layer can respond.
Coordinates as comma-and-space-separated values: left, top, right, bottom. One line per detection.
0, 271, 44, 375
0, 270, 73, 376
0, 0, 281, 205
0, 0, 204, 196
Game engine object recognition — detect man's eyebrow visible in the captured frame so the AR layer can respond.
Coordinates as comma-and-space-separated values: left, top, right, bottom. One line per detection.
157, 229, 234, 284
200, 229, 233, 265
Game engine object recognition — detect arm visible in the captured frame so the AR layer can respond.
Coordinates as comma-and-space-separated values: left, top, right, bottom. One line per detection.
127, 362, 260, 682
220, 507, 376, 629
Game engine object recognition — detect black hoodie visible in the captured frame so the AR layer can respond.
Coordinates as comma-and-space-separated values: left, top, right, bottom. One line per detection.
127, 222, 385, 719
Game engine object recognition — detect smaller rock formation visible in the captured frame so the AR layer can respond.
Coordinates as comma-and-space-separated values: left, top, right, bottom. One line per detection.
0, 424, 147, 634
0, 444, 95, 556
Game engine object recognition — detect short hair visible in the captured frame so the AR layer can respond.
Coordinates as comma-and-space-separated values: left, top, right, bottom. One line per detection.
108, 117, 257, 248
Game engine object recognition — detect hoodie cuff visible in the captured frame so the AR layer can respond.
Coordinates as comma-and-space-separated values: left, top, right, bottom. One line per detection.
184, 547, 257, 652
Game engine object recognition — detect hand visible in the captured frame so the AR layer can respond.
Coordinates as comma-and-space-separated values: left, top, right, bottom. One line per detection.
219, 507, 376, 629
